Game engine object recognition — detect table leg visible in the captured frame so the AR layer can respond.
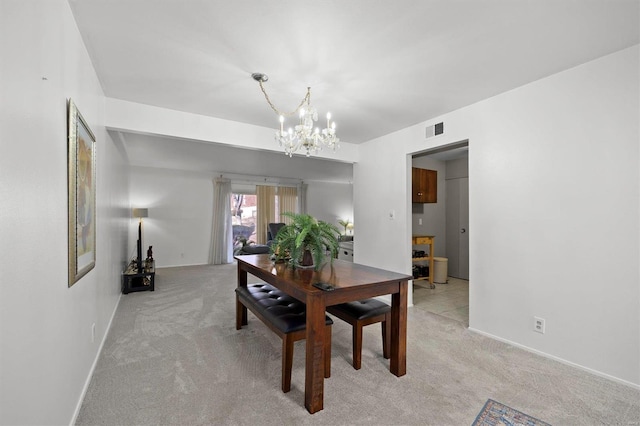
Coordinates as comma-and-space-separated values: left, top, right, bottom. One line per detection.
237, 263, 247, 288
305, 293, 326, 414
236, 264, 248, 329
390, 280, 408, 376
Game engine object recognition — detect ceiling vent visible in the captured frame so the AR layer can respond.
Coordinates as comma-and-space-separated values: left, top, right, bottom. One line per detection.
426, 122, 444, 138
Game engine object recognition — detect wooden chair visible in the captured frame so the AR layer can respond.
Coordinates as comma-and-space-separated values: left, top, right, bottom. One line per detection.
327, 299, 391, 370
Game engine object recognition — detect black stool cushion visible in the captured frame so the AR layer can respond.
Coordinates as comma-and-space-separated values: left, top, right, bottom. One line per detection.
328, 298, 390, 320
236, 283, 332, 333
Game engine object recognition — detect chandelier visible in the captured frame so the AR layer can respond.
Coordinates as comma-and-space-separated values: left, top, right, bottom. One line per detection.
252, 73, 340, 157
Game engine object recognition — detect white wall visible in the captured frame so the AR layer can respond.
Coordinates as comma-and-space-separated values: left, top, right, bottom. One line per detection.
130, 168, 353, 267
130, 168, 214, 267
0, 1, 130, 424
306, 181, 353, 230
354, 46, 640, 386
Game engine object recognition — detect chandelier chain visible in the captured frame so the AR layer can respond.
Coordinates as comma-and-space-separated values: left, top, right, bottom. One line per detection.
257, 80, 311, 117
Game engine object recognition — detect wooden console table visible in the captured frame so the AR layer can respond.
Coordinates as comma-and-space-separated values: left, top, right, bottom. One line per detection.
235, 254, 411, 414
122, 260, 155, 294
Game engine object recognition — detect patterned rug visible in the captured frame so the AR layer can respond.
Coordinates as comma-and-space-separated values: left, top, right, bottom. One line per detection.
472, 399, 552, 426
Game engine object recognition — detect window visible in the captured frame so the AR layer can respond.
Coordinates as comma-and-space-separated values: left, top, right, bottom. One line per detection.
231, 185, 298, 246
231, 193, 257, 243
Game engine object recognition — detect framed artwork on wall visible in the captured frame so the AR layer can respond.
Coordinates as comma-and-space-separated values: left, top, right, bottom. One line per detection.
68, 99, 96, 286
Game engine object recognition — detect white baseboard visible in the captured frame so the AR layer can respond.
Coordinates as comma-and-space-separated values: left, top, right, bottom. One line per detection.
69, 293, 123, 426
156, 262, 212, 268
468, 327, 640, 391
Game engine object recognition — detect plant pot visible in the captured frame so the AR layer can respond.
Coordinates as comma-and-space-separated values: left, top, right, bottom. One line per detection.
300, 249, 314, 268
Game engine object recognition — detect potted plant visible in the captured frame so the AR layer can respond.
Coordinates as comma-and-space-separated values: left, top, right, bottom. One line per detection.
338, 218, 350, 236
337, 218, 354, 241
270, 212, 340, 270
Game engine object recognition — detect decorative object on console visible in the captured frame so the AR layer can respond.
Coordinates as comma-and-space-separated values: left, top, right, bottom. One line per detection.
252, 73, 340, 157
144, 246, 153, 272
270, 212, 340, 270
68, 98, 96, 287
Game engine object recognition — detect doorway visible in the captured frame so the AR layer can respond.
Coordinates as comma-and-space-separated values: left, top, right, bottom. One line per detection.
411, 141, 469, 325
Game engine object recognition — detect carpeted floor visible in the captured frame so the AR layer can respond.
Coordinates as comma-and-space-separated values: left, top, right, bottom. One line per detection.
76, 263, 640, 425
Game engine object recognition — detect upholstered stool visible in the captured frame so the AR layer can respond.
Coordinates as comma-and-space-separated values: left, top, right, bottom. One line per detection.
236, 283, 333, 392
327, 299, 391, 370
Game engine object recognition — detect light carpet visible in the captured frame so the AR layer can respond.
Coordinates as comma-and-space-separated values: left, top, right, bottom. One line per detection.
76, 263, 640, 425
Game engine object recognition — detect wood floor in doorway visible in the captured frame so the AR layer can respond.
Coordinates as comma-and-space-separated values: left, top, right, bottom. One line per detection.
413, 277, 469, 326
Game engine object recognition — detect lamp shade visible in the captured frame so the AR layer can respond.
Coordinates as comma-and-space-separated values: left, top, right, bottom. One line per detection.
132, 208, 148, 218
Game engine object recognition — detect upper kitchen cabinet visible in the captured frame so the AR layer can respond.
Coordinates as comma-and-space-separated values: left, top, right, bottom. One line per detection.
412, 167, 437, 203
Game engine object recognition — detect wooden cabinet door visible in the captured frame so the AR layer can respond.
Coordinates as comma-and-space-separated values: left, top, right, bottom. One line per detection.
412, 167, 437, 203
412, 168, 425, 202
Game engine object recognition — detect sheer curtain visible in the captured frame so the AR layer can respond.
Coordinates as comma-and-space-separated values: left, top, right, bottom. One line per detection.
279, 186, 298, 223
256, 185, 276, 244
297, 183, 307, 214
209, 178, 233, 264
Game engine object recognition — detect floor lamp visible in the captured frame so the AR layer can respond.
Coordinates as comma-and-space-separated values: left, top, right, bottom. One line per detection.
132, 208, 148, 272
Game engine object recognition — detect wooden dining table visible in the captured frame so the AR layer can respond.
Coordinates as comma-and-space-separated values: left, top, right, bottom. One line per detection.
235, 254, 411, 414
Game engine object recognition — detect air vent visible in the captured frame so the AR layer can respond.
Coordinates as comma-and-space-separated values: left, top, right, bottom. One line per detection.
426, 122, 444, 138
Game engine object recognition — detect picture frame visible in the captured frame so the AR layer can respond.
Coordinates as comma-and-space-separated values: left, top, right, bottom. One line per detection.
68, 99, 96, 286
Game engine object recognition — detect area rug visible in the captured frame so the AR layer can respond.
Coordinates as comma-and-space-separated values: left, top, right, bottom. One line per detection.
472, 399, 551, 426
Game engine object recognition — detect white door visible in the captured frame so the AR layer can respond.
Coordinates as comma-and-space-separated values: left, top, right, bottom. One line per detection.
445, 177, 469, 279
459, 177, 469, 279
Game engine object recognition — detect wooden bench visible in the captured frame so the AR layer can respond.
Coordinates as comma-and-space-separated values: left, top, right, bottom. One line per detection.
235, 283, 333, 393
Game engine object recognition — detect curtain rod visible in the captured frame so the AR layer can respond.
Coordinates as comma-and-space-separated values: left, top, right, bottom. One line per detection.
216, 171, 303, 186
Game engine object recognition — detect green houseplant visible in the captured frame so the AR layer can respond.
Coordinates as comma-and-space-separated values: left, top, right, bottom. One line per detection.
338, 218, 351, 236
270, 212, 340, 270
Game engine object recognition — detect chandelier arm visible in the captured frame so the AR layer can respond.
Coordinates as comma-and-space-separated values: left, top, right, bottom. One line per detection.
258, 81, 311, 117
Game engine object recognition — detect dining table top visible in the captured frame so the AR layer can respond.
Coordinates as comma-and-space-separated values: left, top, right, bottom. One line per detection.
235, 254, 412, 303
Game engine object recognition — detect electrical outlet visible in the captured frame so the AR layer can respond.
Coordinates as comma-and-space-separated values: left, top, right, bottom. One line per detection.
91, 323, 96, 342
533, 317, 545, 334
418, 218, 422, 225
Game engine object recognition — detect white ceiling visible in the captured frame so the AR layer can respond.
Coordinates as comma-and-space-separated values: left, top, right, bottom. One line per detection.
69, 0, 639, 179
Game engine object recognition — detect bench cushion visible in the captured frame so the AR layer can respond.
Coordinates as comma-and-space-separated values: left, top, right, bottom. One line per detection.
328, 299, 390, 320
236, 283, 332, 334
